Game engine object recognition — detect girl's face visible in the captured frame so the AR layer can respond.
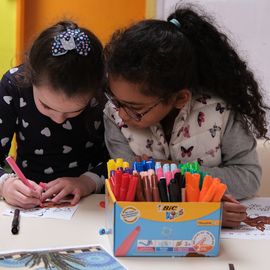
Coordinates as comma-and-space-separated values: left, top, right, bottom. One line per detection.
108, 76, 186, 129
33, 85, 91, 124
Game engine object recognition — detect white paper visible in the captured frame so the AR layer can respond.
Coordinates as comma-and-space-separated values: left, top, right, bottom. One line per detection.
221, 197, 270, 239
2, 200, 79, 220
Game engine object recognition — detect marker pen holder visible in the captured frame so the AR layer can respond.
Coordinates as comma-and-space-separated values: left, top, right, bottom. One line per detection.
105, 180, 222, 257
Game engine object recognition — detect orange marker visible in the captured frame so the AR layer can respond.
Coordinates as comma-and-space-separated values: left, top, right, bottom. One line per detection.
199, 175, 213, 202
185, 172, 200, 202
211, 183, 227, 202
200, 179, 220, 202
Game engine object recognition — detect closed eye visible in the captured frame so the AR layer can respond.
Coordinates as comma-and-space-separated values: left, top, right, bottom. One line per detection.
42, 103, 51, 110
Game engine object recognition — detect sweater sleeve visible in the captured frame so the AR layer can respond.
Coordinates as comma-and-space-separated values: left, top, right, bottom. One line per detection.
104, 114, 136, 165
200, 112, 261, 200
0, 72, 18, 176
81, 106, 110, 193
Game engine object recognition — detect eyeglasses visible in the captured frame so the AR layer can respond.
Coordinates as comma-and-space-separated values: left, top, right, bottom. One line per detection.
104, 90, 161, 121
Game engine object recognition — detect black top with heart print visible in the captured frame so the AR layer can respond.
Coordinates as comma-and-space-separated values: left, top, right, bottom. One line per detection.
0, 67, 108, 182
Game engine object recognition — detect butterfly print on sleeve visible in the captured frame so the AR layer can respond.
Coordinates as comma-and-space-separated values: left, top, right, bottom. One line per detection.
215, 144, 221, 151
196, 95, 211, 104
181, 146, 194, 158
205, 144, 221, 157
127, 135, 133, 143
197, 158, 203, 165
116, 121, 128, 129
146, 139, 154, 152
209, 124, 221, 138
177, 125, 190, 138
205, 149, 215, 157
216, 103, 225, 113
197, 112, 205, 127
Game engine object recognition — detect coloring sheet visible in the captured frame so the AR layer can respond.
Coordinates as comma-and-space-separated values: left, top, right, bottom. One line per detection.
2, 200, 79, 220
221, 197, 270, 239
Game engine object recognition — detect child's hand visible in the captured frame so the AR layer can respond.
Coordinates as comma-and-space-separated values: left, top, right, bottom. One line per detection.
41, 175, 96, 205
222, 194, 247, 228
2, 176, 42, 209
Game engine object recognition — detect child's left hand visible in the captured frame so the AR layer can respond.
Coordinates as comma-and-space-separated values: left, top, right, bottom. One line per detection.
222, 194, 247, 228
41, 175, 96, 205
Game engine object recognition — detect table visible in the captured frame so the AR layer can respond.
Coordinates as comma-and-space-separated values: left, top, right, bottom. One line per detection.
1, 194, 269, 270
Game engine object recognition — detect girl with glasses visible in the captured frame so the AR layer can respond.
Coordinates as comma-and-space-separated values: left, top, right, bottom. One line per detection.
104, 5, 269, 227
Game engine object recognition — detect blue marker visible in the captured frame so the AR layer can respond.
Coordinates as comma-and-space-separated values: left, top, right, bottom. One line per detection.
163, 163, 170, 174
155, 161, 161, 171
146, 159, 155, 170
170, 163, 177, 172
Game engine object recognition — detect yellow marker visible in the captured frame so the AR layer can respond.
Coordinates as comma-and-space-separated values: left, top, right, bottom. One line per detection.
123, 161, 130, 169
116, 158, 124, 169
107, 159, 116, 177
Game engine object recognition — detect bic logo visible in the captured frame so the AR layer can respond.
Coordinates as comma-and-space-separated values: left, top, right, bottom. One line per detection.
157, 205, 180, 212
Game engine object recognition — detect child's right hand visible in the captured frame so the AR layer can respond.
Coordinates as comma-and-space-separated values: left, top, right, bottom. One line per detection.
1, 175, 42, 209
222, 194, 247, 228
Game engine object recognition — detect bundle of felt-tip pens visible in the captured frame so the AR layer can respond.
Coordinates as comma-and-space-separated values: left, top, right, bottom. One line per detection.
107, 158, 227, 202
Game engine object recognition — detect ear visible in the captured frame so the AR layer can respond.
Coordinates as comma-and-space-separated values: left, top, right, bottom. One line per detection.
174, 89, 191, 109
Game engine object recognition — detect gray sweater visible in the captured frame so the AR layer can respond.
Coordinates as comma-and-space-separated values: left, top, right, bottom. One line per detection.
104, 112, 261, 200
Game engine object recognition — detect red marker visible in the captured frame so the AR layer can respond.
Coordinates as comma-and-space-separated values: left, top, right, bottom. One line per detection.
115, 226, 141, 256
119, 173, 130, 201
5, 156, 35, 190
125, 175, 138, 201
114, 170, 123, 200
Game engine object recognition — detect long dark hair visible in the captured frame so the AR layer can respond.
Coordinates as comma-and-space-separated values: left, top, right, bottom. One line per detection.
105, 5, 269, 139
16, 20, 104, 97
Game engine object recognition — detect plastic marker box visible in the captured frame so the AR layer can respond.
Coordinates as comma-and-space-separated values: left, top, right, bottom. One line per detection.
105, 180, 222, 257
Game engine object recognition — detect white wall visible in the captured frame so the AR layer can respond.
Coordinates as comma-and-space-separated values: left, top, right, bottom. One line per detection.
157, 0, 270, 122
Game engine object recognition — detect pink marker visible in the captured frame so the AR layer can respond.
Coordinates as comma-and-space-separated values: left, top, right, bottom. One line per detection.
5, 156, 35, 190
165, 171, 173, 187
156, 167, 164, 181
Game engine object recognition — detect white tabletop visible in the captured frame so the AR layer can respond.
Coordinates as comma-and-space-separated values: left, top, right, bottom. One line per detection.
1, 194, 269, 270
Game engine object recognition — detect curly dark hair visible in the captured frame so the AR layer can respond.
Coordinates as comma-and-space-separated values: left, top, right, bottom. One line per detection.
16, 20, 104, 97
105, 5, 269, 139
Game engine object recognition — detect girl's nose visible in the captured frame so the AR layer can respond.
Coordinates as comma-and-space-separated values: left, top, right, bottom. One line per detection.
118, 107, 132, 122
50, 113, 67, 124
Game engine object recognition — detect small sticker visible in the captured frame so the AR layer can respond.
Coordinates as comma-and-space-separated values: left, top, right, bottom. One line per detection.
120, 206, 140, 224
